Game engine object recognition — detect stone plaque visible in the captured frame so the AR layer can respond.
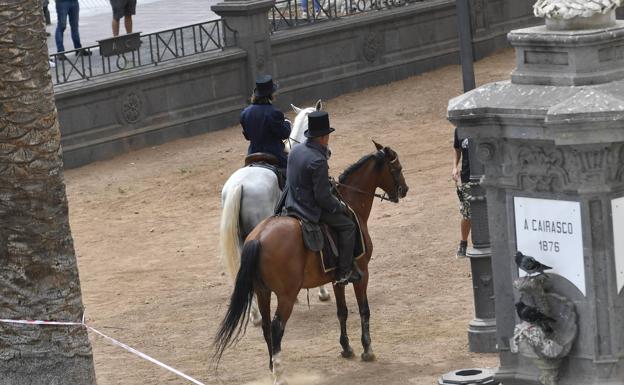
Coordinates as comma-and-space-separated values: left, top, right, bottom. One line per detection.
611, 197, 624, 293
514, 197, 585, 295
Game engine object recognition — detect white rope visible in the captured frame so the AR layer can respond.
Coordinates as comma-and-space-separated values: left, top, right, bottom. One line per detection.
0, 317, 205, 385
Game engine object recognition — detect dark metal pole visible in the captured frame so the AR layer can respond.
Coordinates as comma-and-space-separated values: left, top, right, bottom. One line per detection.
456, 0, 476, 92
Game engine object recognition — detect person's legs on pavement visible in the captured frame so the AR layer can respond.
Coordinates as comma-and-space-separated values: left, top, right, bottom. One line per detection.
456, 183, 472, 258
301, 0, 309, 18
112, 18, 121, 36
67, 1, 82, 50
313, 0, 321, 13
124, 0, 136, 33
55, 2, 70, 53
124, 16, 133, 34
111, 0, 123, 36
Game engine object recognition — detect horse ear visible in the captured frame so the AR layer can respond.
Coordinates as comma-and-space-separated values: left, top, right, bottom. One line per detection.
315, 100, 323, 111
372, 140, 383, 151
291, 104, 302, 114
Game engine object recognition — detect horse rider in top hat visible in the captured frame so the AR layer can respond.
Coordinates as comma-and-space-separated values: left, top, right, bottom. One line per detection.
240, 75, 292, 171
284, 111, 361, 286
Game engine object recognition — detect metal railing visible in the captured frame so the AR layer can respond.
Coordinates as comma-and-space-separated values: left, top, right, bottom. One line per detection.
271, 0, 425, 31
50, 19, 237, 85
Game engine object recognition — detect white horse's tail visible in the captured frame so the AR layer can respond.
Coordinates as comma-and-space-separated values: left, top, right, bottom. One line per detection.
220, 184, 243, 280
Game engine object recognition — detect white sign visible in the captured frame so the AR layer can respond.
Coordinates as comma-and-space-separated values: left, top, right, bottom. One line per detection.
514, 197, 585, 296
611, 197, 624, 294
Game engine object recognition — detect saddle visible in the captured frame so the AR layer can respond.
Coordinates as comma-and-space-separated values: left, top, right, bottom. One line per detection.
244, 152, 279, 166
244, 152, 285, 190
284, 206, 366, 273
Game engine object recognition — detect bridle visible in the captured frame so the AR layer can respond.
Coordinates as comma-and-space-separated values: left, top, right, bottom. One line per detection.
336, 150, 404, 203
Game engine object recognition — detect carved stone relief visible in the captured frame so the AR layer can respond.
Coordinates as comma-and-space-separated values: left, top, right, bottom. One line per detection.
516, 146, 569, 192
471, 0, 487, 31
362, 32, 382, 63
121, 92, 143, 124
477, 141, 624, 192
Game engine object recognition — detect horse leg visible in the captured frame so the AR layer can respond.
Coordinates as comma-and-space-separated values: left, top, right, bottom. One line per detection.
333, 284, 354, 358
318, 285, 331, 302
250, 294, 262, 327
354, 276, 375, 362
256, 288, 273, 371
271, 295, 296, 385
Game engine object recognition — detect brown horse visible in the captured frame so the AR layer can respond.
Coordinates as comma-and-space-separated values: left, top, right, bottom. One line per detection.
213, 141, 409, 385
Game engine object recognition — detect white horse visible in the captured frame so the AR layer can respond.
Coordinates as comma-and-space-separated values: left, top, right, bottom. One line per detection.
219, 100, 329, 326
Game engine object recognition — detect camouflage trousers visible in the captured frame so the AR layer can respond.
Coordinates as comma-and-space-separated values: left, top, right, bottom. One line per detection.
456, 182, 472, 219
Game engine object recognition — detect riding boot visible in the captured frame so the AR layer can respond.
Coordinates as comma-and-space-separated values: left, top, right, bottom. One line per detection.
334, 220, 359, 285
320, 210, 359, 285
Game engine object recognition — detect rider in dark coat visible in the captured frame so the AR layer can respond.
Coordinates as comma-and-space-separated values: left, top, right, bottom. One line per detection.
240, 75, 291, 169
285, 111, 360, 285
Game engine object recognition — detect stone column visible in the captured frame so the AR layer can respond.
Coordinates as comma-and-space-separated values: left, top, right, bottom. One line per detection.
212, 0, 275, 89
448, 3, 624, 384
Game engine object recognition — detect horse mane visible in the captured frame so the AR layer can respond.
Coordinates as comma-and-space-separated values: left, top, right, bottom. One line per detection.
338, 151, 385, 183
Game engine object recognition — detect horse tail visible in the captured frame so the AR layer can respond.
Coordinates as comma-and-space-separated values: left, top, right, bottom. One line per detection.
220, 184, 243, 280
212, 239, 261, 366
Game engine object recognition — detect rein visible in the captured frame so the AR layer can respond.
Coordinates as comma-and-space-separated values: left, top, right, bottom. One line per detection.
336, 182, 396, 203
287, 137, 301, 148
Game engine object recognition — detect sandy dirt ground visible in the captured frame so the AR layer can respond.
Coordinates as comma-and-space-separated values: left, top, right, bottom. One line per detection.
64, 48, 516, 385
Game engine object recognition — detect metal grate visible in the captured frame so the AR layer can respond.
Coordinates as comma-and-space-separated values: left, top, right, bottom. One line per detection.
49, 19, 236, 85
270, 0, 426, 31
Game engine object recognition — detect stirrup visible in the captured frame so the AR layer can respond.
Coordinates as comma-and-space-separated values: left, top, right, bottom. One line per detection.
334, 269, 350, 286
334, 270, 360, 286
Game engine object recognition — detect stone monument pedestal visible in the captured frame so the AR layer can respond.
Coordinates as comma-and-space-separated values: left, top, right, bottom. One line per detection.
467, 247, 497, 353
448, 11, 624, 385
510, 22, 624, 86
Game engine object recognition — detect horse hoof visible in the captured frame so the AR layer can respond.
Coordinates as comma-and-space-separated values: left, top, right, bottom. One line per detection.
318, 292, 331, 302
341, 348, 354, 359
361, 351, 376, 362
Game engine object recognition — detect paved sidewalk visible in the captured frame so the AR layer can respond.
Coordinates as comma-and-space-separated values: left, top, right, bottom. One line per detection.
46, 0, 220, 54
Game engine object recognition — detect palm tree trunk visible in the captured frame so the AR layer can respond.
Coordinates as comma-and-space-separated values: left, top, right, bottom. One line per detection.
0, 1, 97, 383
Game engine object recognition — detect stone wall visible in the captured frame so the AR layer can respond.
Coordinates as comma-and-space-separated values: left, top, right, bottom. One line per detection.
55, 0, 538, 168
271, 0, 536, 107
56, 49, 248, 168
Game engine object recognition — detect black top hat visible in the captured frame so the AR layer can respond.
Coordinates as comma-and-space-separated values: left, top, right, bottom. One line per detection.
254, 74, 278, 97
305, 111, 335, 138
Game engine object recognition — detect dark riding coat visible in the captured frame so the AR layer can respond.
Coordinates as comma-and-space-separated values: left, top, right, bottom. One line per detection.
240, 103, 291, 168
285, 141, 342, 223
